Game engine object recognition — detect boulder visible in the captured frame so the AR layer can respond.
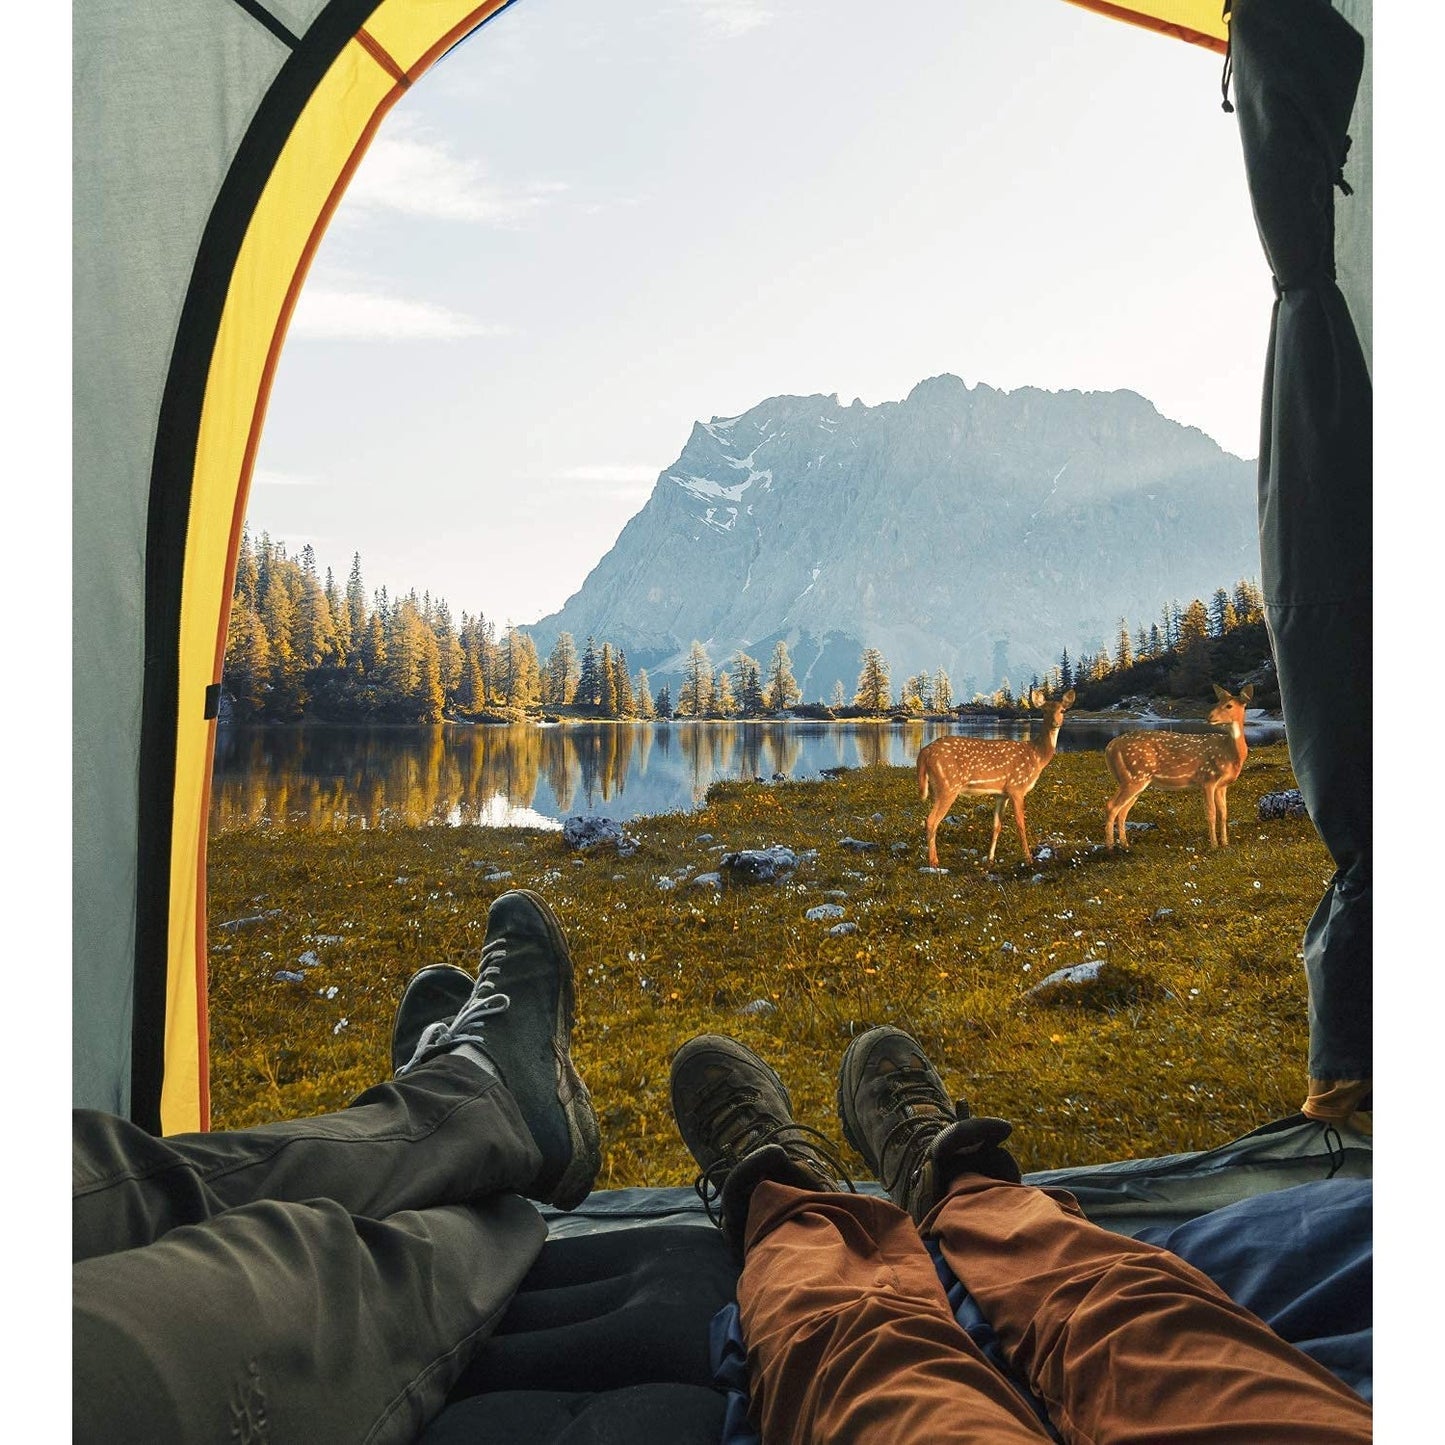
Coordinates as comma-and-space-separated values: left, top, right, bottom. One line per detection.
839, 837, 877, 852
563, 815, 623, 850
804, 904, 847, 922
720, 846, 799, 884
1258, 788, 1308, 821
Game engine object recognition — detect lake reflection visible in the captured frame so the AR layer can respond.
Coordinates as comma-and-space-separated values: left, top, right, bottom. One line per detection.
209, 717, 1285, 833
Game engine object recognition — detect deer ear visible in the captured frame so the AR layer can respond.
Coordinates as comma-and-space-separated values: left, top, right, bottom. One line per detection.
1212, 683, 1229, 701
1240, 684, 1255, 702
1062, 689, 1076, 707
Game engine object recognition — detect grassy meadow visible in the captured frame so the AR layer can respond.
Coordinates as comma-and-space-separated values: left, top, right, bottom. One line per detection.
207, 740, 1328, 1187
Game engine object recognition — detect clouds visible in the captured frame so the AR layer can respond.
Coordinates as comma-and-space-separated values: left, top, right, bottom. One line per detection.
344, 116, 562, 225
554, 464, 660, 501
288, 284, 507, 342
689, 1, 774, 39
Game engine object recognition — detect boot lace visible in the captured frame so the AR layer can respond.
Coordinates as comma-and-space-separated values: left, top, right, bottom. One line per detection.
875, 1074, 959, 1202
691, 1077, 854, 1226
397, 938, 511, 1076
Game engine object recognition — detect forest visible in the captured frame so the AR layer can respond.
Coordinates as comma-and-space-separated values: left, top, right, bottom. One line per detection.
224, 528, 1274, 724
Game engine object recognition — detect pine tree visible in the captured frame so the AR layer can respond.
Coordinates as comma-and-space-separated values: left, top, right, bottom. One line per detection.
1114, 618, 1133, 671
933, 668, 953, 712
712, 666, 737, 716
1232, 578, 1264, 624
599, 643, 618, 717
324, 567, 350, 669
612, 650, 635, 717
764, 641, 801, 713
635, 669, 656, 719
655, 683, 673, 719
901, 672, 930, 712
576, 637, 602, 710
502, 627, 542, 711
346, 554, 368, 673
1148, 622, 1163, 657
1059, 648, 1073, 690
544, 632, 580, 708
829, 678, 846, 710
731, 652, 764, 715
678, 641, 713, 716
432, 599, 463, 706
853, 648, 890, 713
1179, 598, 1211, 651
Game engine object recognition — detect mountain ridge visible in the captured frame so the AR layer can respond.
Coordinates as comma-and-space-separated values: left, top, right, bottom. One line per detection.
531, 375, 1257, 701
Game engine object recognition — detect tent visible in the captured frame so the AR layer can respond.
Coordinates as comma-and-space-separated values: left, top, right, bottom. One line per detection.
73, 0, 1371, 1137
73, 0, 1373, 1430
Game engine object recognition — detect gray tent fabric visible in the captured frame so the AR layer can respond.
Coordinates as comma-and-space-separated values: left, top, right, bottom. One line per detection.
1231, 0, 1372, 1095
73, 1, 297, 1118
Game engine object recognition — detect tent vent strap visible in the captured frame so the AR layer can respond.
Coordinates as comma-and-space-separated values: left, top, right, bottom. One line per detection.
204, 684, 222, 720
1334, 134, 1354, 196
1219, 0, 1234, 112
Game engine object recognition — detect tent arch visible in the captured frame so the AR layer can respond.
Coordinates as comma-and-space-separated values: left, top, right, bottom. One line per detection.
74, 0, 1369, 1137
77, 0, 516, 1134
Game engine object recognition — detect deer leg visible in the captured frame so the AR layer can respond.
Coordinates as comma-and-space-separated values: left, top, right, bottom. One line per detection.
1010, 791, 1032, 864
1108, 781, 1145, 849
986, 799, 1004, 863
1202, 785, 1219, 847
924, 787, 955, 868
1218, 786, 1230, 847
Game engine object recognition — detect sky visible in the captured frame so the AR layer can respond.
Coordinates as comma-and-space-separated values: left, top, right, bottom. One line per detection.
250, 0, 1277, 630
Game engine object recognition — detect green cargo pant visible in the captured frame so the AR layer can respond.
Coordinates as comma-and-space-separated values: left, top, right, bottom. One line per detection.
72, 1056, 547, 1444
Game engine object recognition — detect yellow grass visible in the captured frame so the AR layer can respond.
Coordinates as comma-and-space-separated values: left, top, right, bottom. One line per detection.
207, 742, 1326, 1186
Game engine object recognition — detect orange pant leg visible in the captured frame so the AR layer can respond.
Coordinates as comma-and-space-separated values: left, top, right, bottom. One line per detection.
924, 1176, 1372, 1445
737, 1180, 1053, 1444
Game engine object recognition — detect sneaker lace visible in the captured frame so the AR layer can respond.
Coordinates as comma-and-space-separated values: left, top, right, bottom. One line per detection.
875, 1074, 958, 1201
691, 1078, 854, 1227
397, 938, 511, 1075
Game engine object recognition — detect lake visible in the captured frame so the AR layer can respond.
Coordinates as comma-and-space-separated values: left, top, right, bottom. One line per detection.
209, 716, 1286, 833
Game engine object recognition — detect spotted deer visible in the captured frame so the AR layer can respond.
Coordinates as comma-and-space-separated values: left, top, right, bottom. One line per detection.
1103, 684, 1254, 849
917, 690, 1075, 866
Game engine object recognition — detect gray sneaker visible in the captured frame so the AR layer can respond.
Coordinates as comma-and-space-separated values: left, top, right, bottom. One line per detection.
837, 1026, 1019, 1223
670, 1033, 853, 1252
396, 891, 601, 1211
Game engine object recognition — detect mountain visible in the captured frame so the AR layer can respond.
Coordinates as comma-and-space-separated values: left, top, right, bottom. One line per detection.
530, 375, 1258, 702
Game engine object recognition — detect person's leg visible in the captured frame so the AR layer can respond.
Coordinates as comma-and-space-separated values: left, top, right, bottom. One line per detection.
669, 1034, 1051, 1445
836, 1026, 1371, 1445
927, 1177, 1372, 1445
738, 1181, 1054, 1445
73, 1193, 545, 1445
75, 889, 600, 1261
72, 1057, 541, 1260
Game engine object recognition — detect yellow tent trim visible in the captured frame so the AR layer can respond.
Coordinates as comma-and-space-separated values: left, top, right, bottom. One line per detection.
1062, 0, 1229, 53
165, 0, 512, 1133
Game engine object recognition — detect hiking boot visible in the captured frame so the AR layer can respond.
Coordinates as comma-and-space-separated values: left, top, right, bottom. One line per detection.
837, 1026, 1020, 1224
670, 1034, 853, 1252
395, 890, 601, 1211
391, 964, 475, 1076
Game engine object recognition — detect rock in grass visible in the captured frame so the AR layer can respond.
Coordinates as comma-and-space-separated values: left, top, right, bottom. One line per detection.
804, 903, 847, 922
693, 872, 722, 888
273, 969, 306, 983
563, 816, 622, 850
1258, 788, 1308, 820
919, 866, 948, 875
828, 921, 859, 936
736, 998, 777, 1016
839, 837, 877, 852
720, 846, 798, 884
1026, 961, 1106, 997
1022, 959, 1157, 1010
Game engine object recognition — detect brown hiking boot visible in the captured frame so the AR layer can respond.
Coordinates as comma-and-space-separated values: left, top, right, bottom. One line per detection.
837, 1026, 1020, 1223
670, 1034, 853, 1252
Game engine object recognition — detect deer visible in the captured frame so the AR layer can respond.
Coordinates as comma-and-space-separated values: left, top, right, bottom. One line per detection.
1103, 684, 1254, 850
917, 690, 1075, 867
